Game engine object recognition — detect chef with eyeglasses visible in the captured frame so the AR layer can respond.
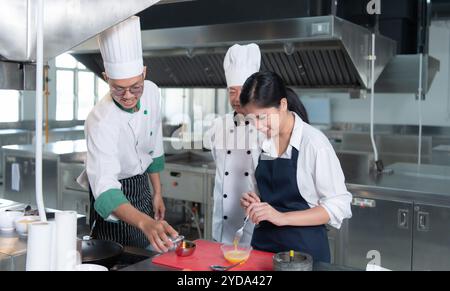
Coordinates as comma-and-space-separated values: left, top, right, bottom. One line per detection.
77, 16, 178, 252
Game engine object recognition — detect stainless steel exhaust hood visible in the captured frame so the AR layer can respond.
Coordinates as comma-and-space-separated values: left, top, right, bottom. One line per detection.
0, 0, 161, 90
375, 54, 440, 94
73, 16, 397, 91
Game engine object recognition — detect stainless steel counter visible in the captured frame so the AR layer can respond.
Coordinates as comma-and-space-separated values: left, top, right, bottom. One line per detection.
0, 199, 21, 210
0, 129, 31, 136
47, 126, 85, 143
432, 145, 450, 166
2, 139, 87, 163
165, 151, 216, 174
346, 163, 450, 205
0, 200, 87, 271
49, 126, 84, 133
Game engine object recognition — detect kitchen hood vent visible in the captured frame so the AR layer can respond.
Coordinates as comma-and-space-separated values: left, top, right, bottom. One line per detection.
375, 54, 440, 94
0, 0, 161, 90
73, 16, 397, 91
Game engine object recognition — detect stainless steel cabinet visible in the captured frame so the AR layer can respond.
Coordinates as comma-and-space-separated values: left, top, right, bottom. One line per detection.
343, 196, 413, 271
2, 141, 86, 210
160, 170, 205, 203
412, 203, 450, 271
326, 225, 340, 264
61, 189, 90, 216
159, 153, 215, 240
3, 155, 58, 209
0, 253, 12, 271
160, 167, 214, 240
0, 130, 32, 183
59, 163, 89, 216
341, 191, 450, 270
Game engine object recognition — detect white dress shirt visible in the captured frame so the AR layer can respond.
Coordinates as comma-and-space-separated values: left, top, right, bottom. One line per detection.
259, 113, 352, 229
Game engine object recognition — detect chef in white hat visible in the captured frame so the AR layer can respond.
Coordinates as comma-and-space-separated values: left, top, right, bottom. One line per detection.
77, 16, 178, 252
207, 44, 263, 245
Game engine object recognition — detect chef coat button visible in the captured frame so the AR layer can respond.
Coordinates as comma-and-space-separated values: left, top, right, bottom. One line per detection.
245, 172, 249, 176
225, 172, 229, 176
230, 129, 234, 134
223, 194, 228, 198
247, 150, 251, 155
150, 131, 153, 136
249, 129, 254, 134
227, 150, 231, 155
245, 121, 250, 126
224, 216, 228, 220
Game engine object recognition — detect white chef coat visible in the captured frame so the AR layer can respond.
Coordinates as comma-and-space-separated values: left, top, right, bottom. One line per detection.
77, 80, 164, 221
208, 113, 264, 244
259, 113, 352, 229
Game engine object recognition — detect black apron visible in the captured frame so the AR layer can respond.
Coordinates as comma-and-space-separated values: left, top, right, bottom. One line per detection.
251, 147, 331, 263
89, 174, 153, 249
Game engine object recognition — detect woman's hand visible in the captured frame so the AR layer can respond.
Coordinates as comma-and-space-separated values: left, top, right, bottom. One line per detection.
247, 202, 286, 226
240, 192, 261, 211
153, 193, 166, 221
139, 217, 178, 253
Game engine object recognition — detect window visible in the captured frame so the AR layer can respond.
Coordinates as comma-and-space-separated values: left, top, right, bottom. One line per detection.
160, 88, 229, 140
56, 70, 74, 120
192, 89, 217, 139
55, 53, 106, 121
77, 71, 95, 120
97, 77, 110, 99
162, 89, 189, 126
0, 90, 20, 122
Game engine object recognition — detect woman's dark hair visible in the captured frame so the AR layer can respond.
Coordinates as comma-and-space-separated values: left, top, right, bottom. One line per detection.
286, 87, 309, 124
240, 71, 310, 124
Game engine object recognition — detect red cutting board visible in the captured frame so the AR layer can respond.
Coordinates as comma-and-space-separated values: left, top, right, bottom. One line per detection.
152, 240, 274, 271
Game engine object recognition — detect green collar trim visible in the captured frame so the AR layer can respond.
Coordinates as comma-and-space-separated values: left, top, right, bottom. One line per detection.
113, 98, 141, 113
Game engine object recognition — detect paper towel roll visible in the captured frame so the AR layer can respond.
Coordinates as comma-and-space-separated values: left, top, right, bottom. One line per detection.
55, 211, 78, 271
26, 222, 54, 271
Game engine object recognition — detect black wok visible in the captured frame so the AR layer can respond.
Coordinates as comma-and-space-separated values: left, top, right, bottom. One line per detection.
81, 239, 124, 269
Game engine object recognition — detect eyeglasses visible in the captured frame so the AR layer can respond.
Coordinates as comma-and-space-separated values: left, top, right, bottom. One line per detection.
110, 83, 144, 98
109, 75, 145, 98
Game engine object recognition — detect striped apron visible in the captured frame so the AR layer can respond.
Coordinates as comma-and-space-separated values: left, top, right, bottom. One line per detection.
89, 174, 153, 248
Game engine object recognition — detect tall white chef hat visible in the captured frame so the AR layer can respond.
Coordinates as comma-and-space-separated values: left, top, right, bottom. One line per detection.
98, 16, 144, 80
223, 43, 261, 88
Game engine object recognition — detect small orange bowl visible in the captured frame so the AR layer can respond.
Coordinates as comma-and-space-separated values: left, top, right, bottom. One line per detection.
175, 240, 196, 257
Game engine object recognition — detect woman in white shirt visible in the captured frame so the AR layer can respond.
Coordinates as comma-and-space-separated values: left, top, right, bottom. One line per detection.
240, 71, 352, 262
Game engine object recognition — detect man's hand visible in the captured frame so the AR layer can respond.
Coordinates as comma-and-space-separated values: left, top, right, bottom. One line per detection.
153, 193, 166, 220
113, 203, 178, 253
139, 218, 178, 253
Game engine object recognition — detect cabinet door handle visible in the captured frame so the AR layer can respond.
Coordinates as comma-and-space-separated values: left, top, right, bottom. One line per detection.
351, 198, 376, 208
417, 211, 430, 232
398, 209, 409, 229
170, 172, 181, 178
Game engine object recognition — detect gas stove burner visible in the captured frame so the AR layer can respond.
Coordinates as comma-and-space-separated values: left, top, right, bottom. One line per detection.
109, 250, 153, 271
